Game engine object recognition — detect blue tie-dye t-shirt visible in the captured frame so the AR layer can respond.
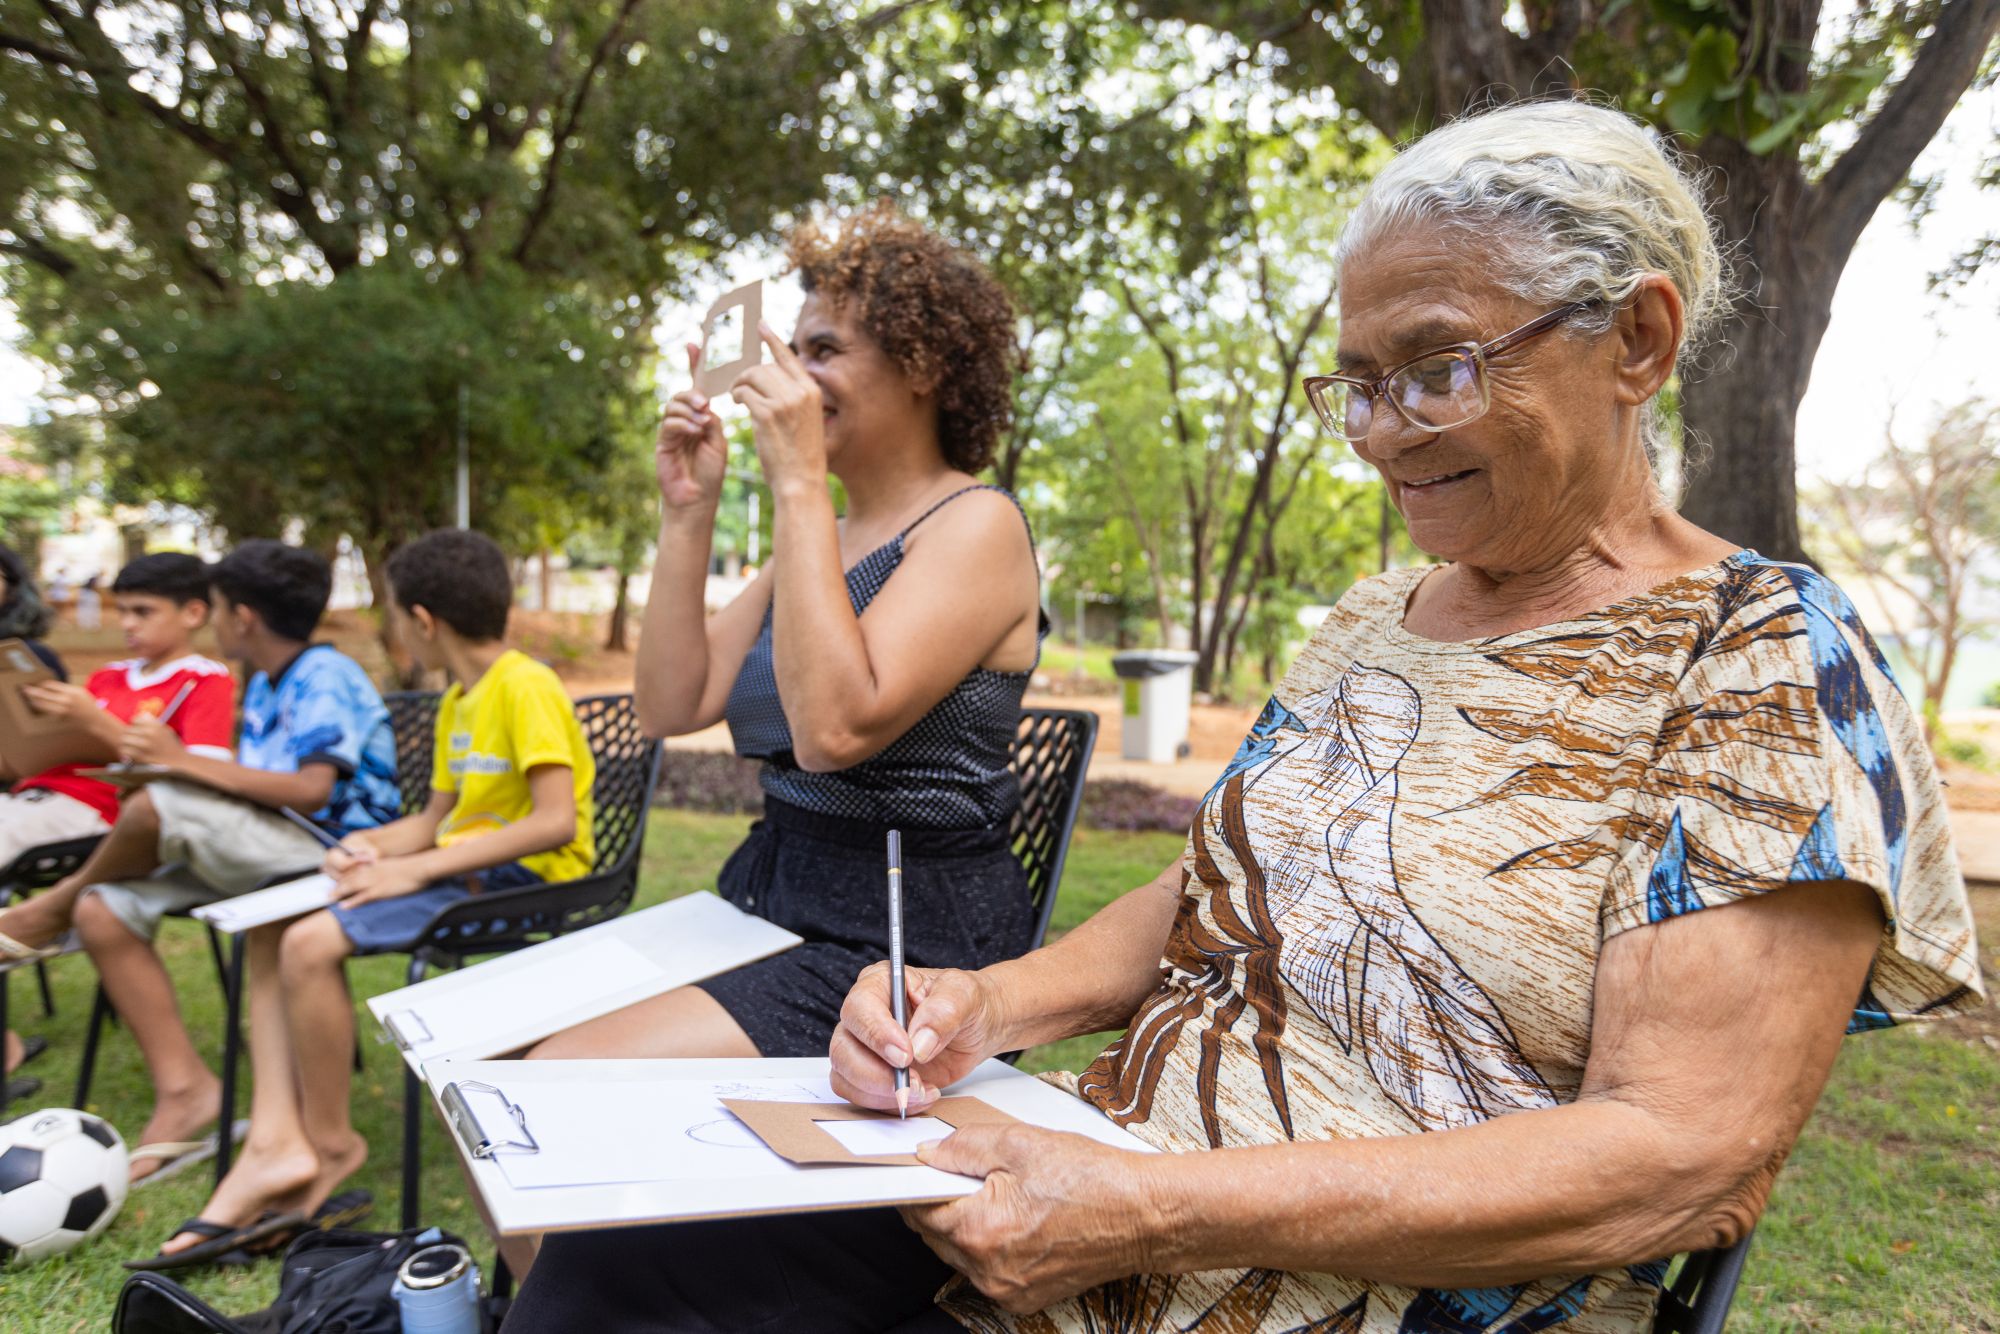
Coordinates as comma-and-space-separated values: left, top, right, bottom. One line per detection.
239, 644, 399, 835
947, 550, 1983, 1334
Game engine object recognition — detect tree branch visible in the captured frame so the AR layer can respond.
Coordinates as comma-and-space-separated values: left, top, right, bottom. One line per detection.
513, 0, 645, 266
1811, 0, 2000, 266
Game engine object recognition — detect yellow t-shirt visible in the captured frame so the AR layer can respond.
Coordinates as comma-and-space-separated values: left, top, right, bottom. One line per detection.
430, 650, 595, 884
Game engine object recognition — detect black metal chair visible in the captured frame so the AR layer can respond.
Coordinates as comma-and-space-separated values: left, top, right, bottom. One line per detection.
0, 835, 104, 1115
391, 693, 662, 1225
1005, 707, 1097, 953
1652, 1230, 1754, 1333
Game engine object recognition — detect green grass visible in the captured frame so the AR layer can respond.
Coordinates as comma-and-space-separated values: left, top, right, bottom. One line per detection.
1, 813, 1992, 1331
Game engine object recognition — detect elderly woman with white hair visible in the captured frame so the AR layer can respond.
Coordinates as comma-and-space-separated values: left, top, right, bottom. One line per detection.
507, 101, 1983, 1334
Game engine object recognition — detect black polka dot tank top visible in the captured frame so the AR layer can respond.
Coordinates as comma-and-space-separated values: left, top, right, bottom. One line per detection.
724, 485, 1043, 830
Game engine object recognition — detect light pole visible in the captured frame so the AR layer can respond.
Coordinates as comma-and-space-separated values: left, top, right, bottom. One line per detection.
456, 381, 471, 530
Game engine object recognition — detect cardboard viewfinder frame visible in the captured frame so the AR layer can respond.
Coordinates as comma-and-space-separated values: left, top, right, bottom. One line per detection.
719, 1095, 1020, 1168
0, 637, 118, 778
694, 281, 765, 398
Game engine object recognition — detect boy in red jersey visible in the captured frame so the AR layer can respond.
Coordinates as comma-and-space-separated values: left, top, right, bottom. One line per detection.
1, 553, 233, 1090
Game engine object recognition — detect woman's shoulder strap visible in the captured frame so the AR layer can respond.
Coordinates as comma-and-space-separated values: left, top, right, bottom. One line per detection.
899, 483, 1033, 544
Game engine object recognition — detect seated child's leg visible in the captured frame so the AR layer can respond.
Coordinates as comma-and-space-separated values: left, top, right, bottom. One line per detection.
160, 923, 326, 1252
276, 911, 370, 1199
0, 788, 164, 947
75, 890, 221, 1180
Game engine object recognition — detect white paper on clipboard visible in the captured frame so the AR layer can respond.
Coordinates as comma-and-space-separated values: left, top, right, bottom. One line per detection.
367, 892, 801, 1068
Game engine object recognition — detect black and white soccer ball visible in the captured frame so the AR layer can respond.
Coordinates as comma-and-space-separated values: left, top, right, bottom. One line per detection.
0, 1108, 128, 1265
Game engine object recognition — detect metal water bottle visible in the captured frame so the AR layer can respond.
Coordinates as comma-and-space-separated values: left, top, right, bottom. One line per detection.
393, 1241, 482, 1334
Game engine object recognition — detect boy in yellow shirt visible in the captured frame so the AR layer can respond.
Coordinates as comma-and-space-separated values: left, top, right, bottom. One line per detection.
144, 529, 593, 1266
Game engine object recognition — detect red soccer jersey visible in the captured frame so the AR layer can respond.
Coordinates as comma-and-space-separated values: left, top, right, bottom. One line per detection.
14, 656, 237, 822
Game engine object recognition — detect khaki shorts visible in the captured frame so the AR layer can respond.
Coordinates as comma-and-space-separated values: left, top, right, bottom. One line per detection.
0, 789, 113, 870
85, 780, 327, 941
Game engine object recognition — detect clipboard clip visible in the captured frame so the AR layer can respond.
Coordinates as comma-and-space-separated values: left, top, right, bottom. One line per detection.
384, 1009, 433, 1051
442, 1080, 540, 1159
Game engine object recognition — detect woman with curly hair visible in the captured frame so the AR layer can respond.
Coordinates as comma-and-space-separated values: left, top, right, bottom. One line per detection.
532, 204, 1044, 1067
0, 543, 62, 678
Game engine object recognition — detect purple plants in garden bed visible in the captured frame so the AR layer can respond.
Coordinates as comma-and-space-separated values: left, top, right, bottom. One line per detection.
1077, 778, 1199, 833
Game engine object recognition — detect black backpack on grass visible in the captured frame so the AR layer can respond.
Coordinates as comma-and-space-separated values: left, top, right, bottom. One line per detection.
111, 1226, 492, 1334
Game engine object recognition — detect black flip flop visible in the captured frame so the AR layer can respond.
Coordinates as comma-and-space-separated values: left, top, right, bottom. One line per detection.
123, 1215, 277, 1272
123, 1189, 375, 1272
4, 1074, 42, 1105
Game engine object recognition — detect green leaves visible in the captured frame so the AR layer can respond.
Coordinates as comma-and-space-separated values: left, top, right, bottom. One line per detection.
1660, 25, 1741, 136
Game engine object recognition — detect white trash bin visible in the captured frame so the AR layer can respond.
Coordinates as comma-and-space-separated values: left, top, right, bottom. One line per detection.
1110, 650, 1199, 763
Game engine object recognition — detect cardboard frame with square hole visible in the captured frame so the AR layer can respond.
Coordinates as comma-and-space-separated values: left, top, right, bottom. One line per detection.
719, 1096, 1020, 1168
0, 637, 117, 778
695, 282, 765, 398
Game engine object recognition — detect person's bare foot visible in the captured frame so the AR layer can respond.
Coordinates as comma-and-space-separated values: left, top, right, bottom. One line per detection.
158, 1141, 320, 1255
3, 1029, 21, 1074
129, 1076, 225, 1184
301, 1130, 369, 1215
0, 899, 63, 951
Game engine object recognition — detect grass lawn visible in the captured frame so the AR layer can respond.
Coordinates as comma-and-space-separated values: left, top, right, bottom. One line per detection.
1, 811, 1993, 1331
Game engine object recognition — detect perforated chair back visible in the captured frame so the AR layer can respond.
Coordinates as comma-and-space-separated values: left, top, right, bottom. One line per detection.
576, 692, 657, 883
1006, 707, 1098, 951
1651, 1231, 1753, 1334
0, 836, 104, 900
383, 689, 443, 815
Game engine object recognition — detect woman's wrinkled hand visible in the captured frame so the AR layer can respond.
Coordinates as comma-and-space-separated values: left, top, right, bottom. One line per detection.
656, 341, 729, 515
731, 323, 826, 493
901, 1126, 1163, 1314
829, 963, 1007, 1113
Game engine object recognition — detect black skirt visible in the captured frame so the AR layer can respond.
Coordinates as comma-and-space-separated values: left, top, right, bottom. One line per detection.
696, 797, 1034, 1058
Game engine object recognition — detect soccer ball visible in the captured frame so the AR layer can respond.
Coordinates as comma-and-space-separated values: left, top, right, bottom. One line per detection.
0, 1108, 128, 1265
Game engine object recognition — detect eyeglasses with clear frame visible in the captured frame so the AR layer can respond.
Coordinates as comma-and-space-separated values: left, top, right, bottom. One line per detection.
1302, 301, 1598, 443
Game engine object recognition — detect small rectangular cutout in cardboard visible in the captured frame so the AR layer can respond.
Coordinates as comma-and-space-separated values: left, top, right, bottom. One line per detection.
719, 1095, 1020, 1168
695, 281, 765, 398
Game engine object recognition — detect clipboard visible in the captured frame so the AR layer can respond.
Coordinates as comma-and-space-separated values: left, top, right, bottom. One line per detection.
425, 1056, 1157, 1235
0, 638, 117, 776
366, 892, 801, 1070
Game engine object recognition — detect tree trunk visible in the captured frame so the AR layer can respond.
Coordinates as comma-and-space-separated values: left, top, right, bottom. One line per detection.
605, 568, 633, 652
363, 540, 424, 689
1675, 143, 1830, 564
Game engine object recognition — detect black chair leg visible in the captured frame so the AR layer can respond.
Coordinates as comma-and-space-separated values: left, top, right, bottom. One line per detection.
74, 983, 114, 1108
34, 960, 55, 1019
214, 933, 247, 1184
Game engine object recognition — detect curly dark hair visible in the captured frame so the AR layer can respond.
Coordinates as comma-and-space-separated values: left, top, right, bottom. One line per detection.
386, 529, 512, 642
785, 203, 1020, 474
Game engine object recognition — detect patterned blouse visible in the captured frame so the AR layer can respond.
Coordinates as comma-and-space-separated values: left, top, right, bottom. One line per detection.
945, 551, 1983, 1334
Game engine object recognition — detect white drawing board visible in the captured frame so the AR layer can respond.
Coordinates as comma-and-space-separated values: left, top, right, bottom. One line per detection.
192, 874, 338, 933
425, 1056, 1157, 1235
367, 893, 801, 1069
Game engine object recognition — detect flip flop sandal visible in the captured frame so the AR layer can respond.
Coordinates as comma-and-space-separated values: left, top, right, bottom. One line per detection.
130, 1118, 251, 1189
4, 1074, 41, 1104
0, 930, 61, 969
122, 1189, 376, 1272
124, 1212, 297, 1272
